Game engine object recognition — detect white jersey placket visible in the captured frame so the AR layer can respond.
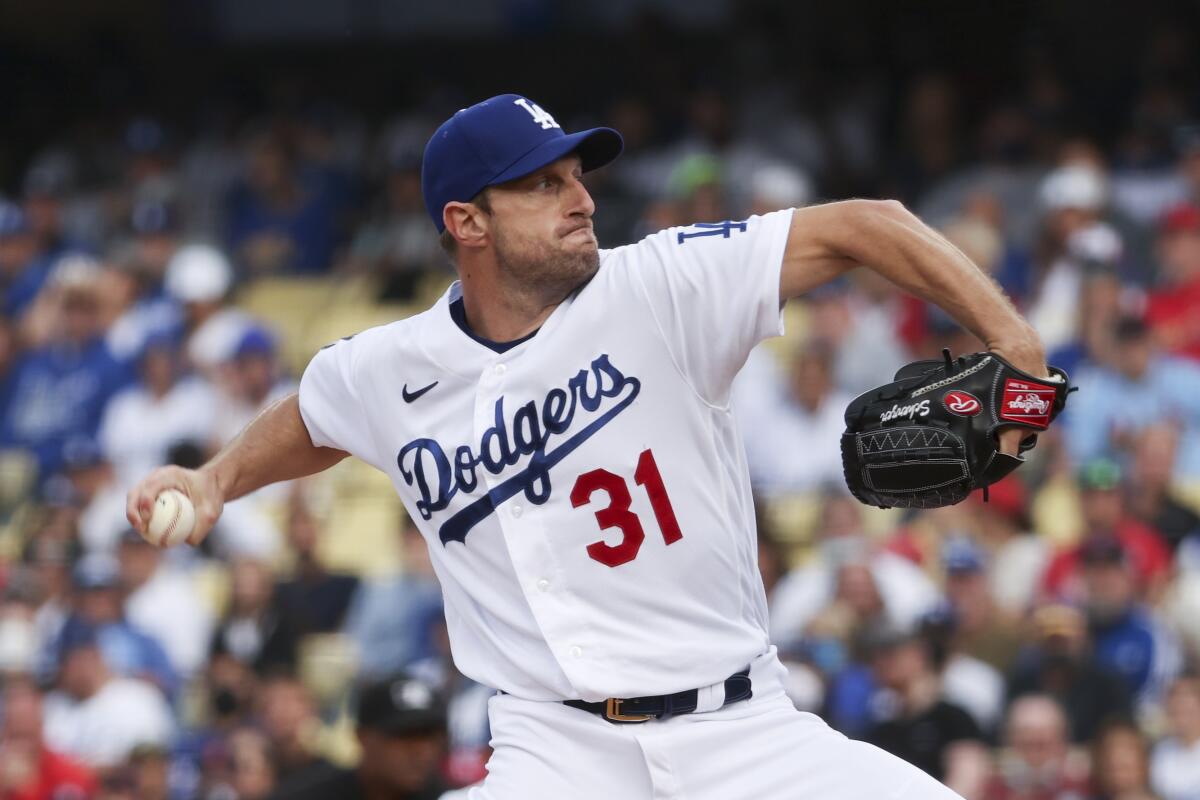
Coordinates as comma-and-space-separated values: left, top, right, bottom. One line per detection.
471, 351, 598, 696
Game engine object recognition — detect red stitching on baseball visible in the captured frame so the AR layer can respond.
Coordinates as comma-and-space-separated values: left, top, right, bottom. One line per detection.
161, 495, 180, 544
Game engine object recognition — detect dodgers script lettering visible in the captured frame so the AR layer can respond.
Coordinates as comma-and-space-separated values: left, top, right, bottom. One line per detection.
397, 354, 641, 545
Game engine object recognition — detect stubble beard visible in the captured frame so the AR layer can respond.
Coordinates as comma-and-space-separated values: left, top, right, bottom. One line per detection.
493, 225, 600, 304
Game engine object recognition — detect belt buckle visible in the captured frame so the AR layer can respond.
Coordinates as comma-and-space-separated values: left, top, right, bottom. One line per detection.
605, 698, 652, 723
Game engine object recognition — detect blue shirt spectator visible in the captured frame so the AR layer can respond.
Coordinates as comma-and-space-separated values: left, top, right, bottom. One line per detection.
1091, 608, 1177, 703
226, 133, 345, 274
67, 554, 180, 696
1065, 317, 1200, 479
0, 337, 129, 480
0, 199, 58, 318
1081, 534, 1181, 708
343, 572, 444, 680
0, 256, 134, 479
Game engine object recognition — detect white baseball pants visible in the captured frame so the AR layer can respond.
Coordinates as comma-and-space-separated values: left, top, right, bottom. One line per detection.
464, 647, 965, 800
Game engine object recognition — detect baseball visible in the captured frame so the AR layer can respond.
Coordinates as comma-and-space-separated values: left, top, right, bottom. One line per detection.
145, 489, 196, 547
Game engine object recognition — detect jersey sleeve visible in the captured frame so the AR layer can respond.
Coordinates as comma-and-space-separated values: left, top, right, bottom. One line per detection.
298, 338, 376, 462
625, 209, 795, 406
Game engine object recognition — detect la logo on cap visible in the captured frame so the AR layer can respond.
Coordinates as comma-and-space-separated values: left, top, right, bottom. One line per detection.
513, 98, 560, 130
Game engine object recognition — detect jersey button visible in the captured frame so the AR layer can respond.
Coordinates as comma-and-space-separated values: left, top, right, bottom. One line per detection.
569, 645, 583, 659
511, 505, 523, 518
494, 364, 507, 376
536, 579, 550, 592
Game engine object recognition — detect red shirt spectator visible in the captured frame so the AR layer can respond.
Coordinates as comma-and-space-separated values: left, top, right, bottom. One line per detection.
983, 694, 1090, 800
1041, 519, 1171, 602
1, 679, 96, 800
5, 748, 97, 800
1146, 204, 1200, 361
1040, 460, 1171, 603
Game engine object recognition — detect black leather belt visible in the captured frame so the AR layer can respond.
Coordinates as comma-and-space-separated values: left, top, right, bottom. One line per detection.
563, 668, 752, 724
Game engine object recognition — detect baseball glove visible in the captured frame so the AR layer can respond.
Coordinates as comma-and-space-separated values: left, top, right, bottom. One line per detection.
840, 351, 1071, 509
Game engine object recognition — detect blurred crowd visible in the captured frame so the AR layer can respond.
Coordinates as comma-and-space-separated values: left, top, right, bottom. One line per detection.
1, 19, 1200, 800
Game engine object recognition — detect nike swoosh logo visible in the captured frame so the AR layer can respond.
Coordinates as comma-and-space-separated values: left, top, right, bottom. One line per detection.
402, 381, 439, 403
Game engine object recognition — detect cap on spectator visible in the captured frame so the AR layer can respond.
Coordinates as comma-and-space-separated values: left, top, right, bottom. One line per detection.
49, 254, 103, 294
667, 153, 723, 199
1033, 604, 1086, 639
859, 620, 920, 654
356, 673, 447, 735
0, 200, 29, 238
919, 601, 959, 636
72, 552, 119, 591
1160, 203, 1200, 236
750, 164, 813, 209
131, 198, 179, 236
1080, 533, 1128, 566
57, 615, 100, 657
422, 94, 623, 233
23, 157, 73, 198
1078, 458, 1122, 491
942, 537, 986, 574
165, 244, 233, 303
61, 436, 105, 471
1039, 165, 1107, 212
1066, 223, 1122, 266
139, 329, 181, 358
234, 325, 276, 360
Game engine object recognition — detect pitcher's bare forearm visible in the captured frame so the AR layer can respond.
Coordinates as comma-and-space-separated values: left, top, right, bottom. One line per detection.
126, 392, 347, 545
780, 199, 1043, 371
780, 199, 1046, 457
205, 392, 348, 502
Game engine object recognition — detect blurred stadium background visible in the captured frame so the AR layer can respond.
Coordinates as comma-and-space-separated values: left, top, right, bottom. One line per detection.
2, 1, 1200, 798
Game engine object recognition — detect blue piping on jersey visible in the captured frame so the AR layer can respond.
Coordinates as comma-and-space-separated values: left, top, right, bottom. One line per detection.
449, 297, 539, 353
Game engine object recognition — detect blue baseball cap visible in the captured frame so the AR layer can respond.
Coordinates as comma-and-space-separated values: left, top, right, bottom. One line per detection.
0, 200, 29, 238
421, 94, 623, 233
942, 536, 986, 574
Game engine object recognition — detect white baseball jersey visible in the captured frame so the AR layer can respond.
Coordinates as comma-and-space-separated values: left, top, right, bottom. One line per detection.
299, 209, 794, 702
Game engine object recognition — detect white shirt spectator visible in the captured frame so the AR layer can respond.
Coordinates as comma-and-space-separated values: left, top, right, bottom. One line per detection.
43, 677, 173, 768
99, 375, 217, 489
941, 653, 1005, 733
733, 348, 852, 498
987, 536, 1049, 614
769, 544, 941, 649
212, 378, 295, 446
125, 566, 215, 677
1151, 737, 1200, 800
79, 483, 135, 553
188, 308, 254, 373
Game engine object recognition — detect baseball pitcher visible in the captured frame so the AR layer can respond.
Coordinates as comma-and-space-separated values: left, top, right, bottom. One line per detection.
128, 95, 1060, 799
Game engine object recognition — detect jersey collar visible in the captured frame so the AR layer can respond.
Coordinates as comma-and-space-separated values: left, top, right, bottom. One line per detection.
416, 280, 576, 378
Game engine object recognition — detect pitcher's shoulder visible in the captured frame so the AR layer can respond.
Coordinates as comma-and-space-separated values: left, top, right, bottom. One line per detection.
314, 306, 429, 367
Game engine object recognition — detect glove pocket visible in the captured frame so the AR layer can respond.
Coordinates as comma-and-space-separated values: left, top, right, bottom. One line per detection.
863, 458, 970, 494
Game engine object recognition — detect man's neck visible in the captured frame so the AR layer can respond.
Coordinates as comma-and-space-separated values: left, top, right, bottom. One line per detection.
459, 272, 567, 343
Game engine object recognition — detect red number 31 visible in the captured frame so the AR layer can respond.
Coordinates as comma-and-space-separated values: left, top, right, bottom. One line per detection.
569, 449, 683, 567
